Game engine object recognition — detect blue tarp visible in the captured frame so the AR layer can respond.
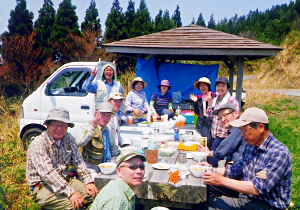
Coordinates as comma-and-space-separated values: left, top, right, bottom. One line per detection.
136, 57, 219, 102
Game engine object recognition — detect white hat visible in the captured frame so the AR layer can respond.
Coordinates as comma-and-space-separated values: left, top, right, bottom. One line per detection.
229, 107, 268, 127
43, 107, 74, 128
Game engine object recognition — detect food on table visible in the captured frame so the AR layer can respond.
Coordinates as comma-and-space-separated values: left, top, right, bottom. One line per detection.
170, 170, 179, 184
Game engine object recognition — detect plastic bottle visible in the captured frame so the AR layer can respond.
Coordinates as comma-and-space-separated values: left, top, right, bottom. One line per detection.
147, 131, 159, 163
176, 105, 181, 116
174, 128, 179, 141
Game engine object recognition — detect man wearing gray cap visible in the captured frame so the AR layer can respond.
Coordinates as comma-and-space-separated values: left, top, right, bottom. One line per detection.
201, 107, 292, 210
76, 102, 120, 178
198, 103, 246, 167
26, 107, 98, 209
91, 150, 146, 210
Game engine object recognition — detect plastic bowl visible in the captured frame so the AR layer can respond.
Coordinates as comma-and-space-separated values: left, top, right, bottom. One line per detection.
189, 165, 205, 177
98, 162, 117, 175
191, 152, 207, 162
159, 147, 174, 157
182, 134, 194, 141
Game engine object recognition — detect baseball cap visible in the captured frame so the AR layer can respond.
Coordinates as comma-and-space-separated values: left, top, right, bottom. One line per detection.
229, 107, 268, 127
43, 107, 74, 128
212, 103, 237, 115
117, 150, 147, 167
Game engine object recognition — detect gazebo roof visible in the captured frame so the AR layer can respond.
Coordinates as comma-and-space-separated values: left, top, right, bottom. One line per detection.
102, 25, 283, 61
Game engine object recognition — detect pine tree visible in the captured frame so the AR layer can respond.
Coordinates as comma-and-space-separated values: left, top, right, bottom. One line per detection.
34, 0, 56, 52
7, 0, 34, 36
162, 10, 175, 31
207, 14, 216, 29
50, 0, 80, 61
81, 0, 101, 35
172, 5, 182, 27
104, 0, 128, 42
296, 0, 300, 15
131, 0, 153, 37
196, 13, 206, 27
125, 0, 136, 38
191, 17, 195, 25
154, 9, 164, 32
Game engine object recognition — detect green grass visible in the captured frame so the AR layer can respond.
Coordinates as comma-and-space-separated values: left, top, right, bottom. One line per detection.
0, 95, 299, 209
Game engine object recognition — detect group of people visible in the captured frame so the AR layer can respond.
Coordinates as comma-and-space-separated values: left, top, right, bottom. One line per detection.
26, 63, 292, 210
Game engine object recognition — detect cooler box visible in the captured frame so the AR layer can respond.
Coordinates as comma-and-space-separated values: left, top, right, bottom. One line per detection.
183, 113, 195, 124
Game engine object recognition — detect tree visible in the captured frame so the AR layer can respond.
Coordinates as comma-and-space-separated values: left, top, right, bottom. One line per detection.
162, 10, 175, 31
0, 32, 53, 95
207, 14, 216, 29
7, 0, 34, 36
81, 0, 101, 35
124, 0, 136, 38
104, 0, 128, 42
296, 0, 300, 16
172, 5, 182, 27
34, 0, 56, 54
154, 10, 164, 32
131, 0, 153, 37
196, 13, 206, 27
50, 0, 80, 62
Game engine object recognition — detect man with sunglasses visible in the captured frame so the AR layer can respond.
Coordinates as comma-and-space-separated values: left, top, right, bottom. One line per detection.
26, 107, 99, 209
198, 103, 246, 167
201, 107, 292, 210
91, 151, 146, 210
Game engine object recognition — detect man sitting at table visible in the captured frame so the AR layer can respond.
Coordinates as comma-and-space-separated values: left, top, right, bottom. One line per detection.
200, 107, 292, 210
107, 92, 131, 147
76, 102, 120, 179
90, 150, 146, 210
198, 103, 246, 167
26, 107, 98, 209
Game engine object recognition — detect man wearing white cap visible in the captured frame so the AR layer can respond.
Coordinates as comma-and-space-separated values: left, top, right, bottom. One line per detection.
107, 92, 131, 147
201, 107, 292, 210
26, 107, 98, 209
76, 102, 120, 178
91, 150, 146, 210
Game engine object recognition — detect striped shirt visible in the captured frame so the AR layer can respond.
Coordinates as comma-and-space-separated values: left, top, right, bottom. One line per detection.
26, 130, 93, 198
150, 90, 173, 111
226, 132, 292, 209
125, 90, 150, 113
207, 94, 239, 138
91, 177, 135, 210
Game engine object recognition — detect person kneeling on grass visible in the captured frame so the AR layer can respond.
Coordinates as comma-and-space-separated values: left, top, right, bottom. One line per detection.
91, 150, 146, 210
26, 107, 98, 209
200, 107, 292, 210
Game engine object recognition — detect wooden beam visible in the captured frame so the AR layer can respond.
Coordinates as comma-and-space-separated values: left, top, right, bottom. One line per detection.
229, 62, 234, 95
236, 56, 244, 109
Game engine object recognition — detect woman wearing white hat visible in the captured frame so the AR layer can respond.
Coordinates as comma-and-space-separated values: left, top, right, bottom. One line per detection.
190, 77, 217, 149
125, 77, 150, 122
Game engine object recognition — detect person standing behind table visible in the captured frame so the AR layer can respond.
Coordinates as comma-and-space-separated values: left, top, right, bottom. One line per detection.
190, 77, 217, 149
76, 102, 120, 179
91, 150, 146, 210
200, 107, 292, 210
107, 92, 131, 147
207, 76, 240, 151
82, 63, 124, 119
198, 103, 246, 169
150, 79, 175, 119
26, 107, 98, 210
126, 77, 151, 122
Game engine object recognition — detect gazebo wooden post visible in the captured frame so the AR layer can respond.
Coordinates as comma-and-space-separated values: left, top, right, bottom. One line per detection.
228, 62, 234, 95
236, 56, 244, 109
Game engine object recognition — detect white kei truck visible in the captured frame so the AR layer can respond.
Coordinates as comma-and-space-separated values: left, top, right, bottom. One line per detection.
19, 60, 114, 146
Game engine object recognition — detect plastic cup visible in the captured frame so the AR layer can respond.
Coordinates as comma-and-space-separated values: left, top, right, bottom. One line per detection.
128, 116, 133, 125
153, 115, 157, 122
170, 165, 180, 184
180, 120, 185, 127
180, 166, 188, 179
176, 120, 181, 127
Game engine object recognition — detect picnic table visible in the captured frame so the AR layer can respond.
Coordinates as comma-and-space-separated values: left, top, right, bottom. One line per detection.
94, 124, 207, 210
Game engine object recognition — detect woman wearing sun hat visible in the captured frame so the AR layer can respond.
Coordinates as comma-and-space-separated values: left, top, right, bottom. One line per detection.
150, 79, 174, 119
190, 77, 217, 148
125, 77, 150, 122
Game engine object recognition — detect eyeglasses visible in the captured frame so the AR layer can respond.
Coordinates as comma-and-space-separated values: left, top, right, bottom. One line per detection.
120, 163, 145, 170
50, 123, 68, 128
239, 126, 253, 133
217, 110, 234, 120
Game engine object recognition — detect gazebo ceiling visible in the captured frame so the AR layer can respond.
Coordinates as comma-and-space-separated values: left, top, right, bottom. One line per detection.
102, 25, 283, 61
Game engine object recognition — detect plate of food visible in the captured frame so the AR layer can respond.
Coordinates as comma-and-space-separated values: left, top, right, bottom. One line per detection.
152, 163, 170, 170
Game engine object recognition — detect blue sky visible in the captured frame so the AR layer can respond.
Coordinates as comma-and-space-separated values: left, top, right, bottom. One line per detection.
0, 0, 293, 35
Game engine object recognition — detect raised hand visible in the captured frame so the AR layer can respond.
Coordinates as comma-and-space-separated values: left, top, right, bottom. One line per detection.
189, 93, 198, 102
91, 65, 100, 77
92, 111, 101, 128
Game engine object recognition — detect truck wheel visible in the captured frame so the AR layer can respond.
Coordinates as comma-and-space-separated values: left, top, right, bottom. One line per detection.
22, 128, 43, 148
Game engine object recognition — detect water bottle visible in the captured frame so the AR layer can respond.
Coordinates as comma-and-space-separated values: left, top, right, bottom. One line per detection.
174, 128, 179, 141
147, 132, 158, 164
176, 105, 181, 116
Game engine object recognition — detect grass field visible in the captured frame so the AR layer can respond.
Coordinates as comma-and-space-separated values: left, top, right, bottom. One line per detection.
0, 91, 299, 209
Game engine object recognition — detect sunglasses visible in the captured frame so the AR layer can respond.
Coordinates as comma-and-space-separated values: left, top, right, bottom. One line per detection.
120, 163, 145, 170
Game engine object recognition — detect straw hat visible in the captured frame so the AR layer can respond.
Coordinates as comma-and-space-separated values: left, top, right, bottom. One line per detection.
194, 77, 211, 89
130, 77, 147, 89
108, 92, 124, 100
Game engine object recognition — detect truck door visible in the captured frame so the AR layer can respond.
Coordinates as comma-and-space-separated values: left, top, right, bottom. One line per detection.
40, 67, 95, 138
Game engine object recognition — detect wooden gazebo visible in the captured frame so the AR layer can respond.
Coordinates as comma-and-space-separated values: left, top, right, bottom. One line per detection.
102, 25, 283, 107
